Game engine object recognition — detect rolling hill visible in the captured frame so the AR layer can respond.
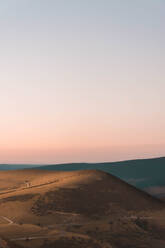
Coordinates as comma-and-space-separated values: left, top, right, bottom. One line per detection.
0, 164, 41, 171
0, 157, 165, 198
34, 157, 165, 197
0, 169, 165, 247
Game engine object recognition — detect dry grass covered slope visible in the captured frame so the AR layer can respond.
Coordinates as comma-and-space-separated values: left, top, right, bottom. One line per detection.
0, 169, 165, 248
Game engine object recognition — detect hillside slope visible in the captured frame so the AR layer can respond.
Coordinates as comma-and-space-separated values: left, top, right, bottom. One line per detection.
0, 169, 165, 248
1, 157, 165, 198
34, 157, 165, 196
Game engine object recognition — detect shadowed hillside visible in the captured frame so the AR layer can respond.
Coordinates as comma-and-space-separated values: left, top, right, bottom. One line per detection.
0, 169, 165, 247
31, 170, 163, 217
1, 157, 165, 198
33, 157, 165, 197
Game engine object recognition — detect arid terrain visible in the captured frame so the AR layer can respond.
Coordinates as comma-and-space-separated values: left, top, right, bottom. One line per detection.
1, 169, 165, 248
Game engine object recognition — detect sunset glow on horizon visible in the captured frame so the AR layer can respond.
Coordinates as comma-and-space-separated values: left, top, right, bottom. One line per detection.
0, 1, 165, 164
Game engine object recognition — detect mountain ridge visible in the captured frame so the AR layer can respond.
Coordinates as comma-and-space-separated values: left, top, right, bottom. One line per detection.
0, 157, 165, 199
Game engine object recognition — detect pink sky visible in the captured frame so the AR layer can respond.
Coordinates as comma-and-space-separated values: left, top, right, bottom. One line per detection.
0, 1, 164, 163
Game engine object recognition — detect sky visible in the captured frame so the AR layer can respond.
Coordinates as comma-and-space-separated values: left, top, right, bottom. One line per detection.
0, 0, 165, 164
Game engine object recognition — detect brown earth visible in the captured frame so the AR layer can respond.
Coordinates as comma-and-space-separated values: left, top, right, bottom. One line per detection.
0, 169, 165, 248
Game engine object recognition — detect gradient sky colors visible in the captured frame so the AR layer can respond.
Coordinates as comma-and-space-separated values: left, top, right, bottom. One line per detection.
0, 1, 165, 164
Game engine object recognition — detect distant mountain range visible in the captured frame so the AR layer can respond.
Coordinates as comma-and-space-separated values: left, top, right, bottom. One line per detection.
0, 164, 41, 170
0, 157, 165, 197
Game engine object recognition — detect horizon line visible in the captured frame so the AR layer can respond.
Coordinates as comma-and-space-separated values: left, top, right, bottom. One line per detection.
1, 156, 165, 166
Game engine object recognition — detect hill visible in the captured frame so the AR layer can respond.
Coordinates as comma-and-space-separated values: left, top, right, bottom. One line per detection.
33, 157, 165, 197
0, 169, 165, 247
1, 157, 165, 198
0, 164, 41, 171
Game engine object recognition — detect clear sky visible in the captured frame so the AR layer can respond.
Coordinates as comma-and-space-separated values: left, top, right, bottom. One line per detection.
0, 0, 165, 164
